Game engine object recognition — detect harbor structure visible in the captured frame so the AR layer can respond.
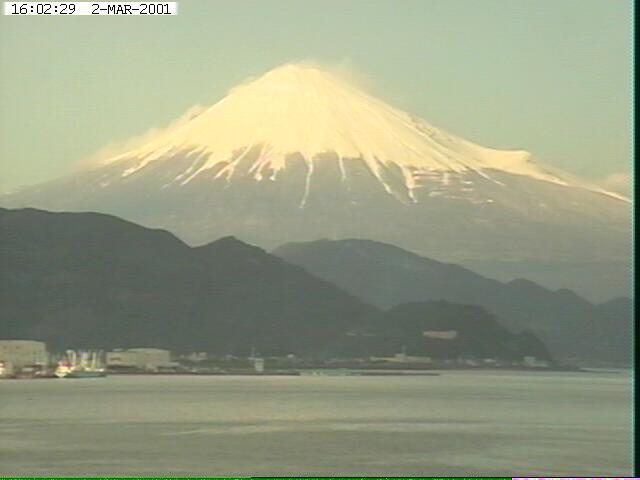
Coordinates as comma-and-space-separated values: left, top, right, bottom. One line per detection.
55, 350, 106, 378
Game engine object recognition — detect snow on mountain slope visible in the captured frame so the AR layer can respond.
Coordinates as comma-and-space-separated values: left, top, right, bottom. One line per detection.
97, 63, 622, 204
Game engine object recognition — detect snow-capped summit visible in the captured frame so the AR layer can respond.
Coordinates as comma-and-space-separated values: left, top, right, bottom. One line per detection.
100, 63, 612, 202
1, 63, 630, 300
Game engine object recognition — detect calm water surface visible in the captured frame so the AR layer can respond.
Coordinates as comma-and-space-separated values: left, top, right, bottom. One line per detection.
0, 370, 631, 476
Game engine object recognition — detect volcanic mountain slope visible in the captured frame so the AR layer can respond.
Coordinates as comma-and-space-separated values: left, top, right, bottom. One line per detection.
1, 63, 630, 298
273, 238, 631, 365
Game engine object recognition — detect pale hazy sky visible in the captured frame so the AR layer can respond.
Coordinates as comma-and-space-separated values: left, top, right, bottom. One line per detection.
0, 0, 631, 191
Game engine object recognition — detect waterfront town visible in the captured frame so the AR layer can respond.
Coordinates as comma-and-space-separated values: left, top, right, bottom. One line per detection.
0, 339, 553, 379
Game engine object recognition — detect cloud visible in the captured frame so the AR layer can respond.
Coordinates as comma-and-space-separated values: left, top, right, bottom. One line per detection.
600, 172, 631, 197
229, 59, 376, 96
77, 104, 208, 169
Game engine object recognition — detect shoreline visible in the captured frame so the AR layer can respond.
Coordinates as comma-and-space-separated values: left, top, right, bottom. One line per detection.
3, 365, 627, 380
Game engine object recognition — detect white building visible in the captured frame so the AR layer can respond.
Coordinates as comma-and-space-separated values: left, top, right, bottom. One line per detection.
106, 348, 172, 371
0, 340, 48, 372
183, 352, 208, 362
523, 356, 550, 368
253, 357, 265, 373
423, 330, 458, 340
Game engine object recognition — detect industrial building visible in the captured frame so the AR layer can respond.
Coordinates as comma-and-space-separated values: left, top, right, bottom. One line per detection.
106, 348, 172, 371
0, 340, 49, 376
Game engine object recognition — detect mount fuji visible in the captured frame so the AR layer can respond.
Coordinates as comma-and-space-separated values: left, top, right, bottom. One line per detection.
1, 64, 630, 299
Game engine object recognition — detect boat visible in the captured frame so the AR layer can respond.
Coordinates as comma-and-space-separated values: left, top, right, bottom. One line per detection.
55, 350, 107, 378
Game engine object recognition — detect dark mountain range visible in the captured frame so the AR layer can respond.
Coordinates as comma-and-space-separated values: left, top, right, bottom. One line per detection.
273, 239, 631, 365
1, 207, 552, 362
0, 207, 374, 355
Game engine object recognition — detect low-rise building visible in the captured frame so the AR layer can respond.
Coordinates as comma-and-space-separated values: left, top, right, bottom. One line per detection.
106, 348, 172, 371
423, 330, 458, 340
0, 340, 48, 374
